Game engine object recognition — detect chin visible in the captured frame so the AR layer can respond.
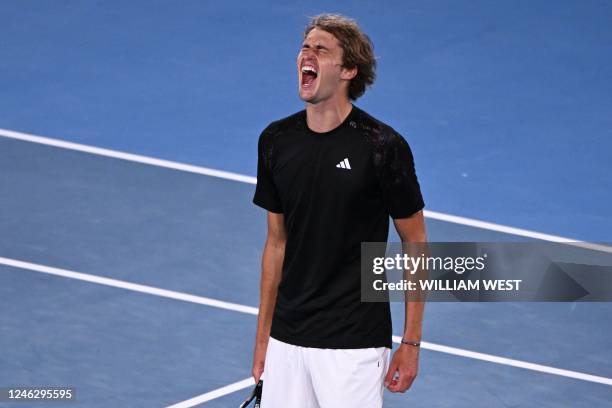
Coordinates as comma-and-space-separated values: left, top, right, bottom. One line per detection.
299, 90, 317, 103
298, 79, 321, 102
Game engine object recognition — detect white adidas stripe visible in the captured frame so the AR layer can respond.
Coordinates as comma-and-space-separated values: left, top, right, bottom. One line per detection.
336, 158, 351, 169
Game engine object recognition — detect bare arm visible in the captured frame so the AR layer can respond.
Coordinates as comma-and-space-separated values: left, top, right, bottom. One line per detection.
252, 211, 287, 382
385, 209, 428, 393
394, 210, 427, 345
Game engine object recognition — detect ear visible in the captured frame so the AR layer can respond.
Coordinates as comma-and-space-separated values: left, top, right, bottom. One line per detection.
340, 66, 358, 81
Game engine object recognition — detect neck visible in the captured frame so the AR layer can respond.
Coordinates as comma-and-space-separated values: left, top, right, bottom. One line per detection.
305, 96, 353, 133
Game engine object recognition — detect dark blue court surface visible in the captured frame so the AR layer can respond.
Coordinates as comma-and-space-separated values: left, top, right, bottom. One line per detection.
2, 0, 611, 241
1, 1, 611, 407
1, 137, 611, 407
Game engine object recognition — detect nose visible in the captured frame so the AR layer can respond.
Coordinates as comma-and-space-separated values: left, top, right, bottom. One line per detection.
299, 51, 312, 62
299, 47, 319, 60
303, 47, 315, 55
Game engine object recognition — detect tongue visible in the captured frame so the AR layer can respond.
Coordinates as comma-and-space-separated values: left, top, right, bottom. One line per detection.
302, 72, 316, 86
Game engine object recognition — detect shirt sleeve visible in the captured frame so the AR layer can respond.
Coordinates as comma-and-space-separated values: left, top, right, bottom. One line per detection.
253, 129, 283, 213
379, 130, 425, 219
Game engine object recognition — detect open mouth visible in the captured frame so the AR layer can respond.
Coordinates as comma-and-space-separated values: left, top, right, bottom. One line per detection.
301, 64, 318, 88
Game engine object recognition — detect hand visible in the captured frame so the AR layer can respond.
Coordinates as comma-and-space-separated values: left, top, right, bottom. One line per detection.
252, 341, 267, 383
384, 344, 419, 393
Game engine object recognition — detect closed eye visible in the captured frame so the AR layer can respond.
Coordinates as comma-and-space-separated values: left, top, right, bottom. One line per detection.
301, 43, 329, 52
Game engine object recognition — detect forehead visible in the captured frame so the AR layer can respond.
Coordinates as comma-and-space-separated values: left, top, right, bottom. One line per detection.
303, 28, 341, 48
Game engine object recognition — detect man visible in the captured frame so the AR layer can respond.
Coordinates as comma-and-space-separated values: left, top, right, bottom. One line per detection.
252, 13, 427, 407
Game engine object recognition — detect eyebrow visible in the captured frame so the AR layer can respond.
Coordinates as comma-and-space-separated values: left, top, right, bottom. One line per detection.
301, 42, 329, 50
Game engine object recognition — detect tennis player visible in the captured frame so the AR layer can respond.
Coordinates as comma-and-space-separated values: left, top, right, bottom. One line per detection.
252, 13, 427, 407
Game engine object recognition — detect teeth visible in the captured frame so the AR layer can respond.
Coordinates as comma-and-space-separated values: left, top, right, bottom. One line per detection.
301, 66, 318, 74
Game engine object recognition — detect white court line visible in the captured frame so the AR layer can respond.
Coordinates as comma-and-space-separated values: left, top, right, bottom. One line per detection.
0, 128, 257, 184
0, 256, 258, 316
392, 336, 612, 386
423, 210, 612, 254
1, 127, 610, 253
1, 255, 611, 388
165, 377, 254, 408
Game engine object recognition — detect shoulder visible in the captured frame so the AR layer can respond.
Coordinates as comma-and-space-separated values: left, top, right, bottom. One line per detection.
257, 110, 304, 167
259, 110, 305, 141
352, 107, 409, 150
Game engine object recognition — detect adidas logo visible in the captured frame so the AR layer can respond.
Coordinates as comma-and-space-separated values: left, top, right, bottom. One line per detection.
336, 158, 351, 170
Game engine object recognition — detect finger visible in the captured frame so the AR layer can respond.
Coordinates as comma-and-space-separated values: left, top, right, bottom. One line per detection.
394, 370, 417, 393
386, 376, 401, 391
252, 367, 263, 383
384, 361, 398, 386
385, 367, 407, 392
403, 376, 416, 391
387, 376, 401, 393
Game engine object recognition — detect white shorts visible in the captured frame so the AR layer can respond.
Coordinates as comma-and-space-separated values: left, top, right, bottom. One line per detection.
261, 336, 391, 408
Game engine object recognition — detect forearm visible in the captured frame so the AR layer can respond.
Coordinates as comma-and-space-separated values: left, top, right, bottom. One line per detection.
396, 217, 427, 343
255, 238, 285, 345
402, 297, 425, 342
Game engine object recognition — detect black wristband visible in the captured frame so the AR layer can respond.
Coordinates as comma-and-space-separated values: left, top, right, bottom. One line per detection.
400, 338, 421, 347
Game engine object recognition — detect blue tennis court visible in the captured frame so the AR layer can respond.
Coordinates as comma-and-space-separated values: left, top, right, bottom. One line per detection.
1, 1, 611, 407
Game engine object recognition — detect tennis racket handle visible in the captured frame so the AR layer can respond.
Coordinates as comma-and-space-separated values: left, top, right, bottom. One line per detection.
239, 380, 263, 408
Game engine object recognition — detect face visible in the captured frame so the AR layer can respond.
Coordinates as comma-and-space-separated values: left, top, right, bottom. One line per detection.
297, 28, 356, 103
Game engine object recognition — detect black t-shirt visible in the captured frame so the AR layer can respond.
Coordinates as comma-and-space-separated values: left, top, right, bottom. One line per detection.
253, 105, 425, 349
